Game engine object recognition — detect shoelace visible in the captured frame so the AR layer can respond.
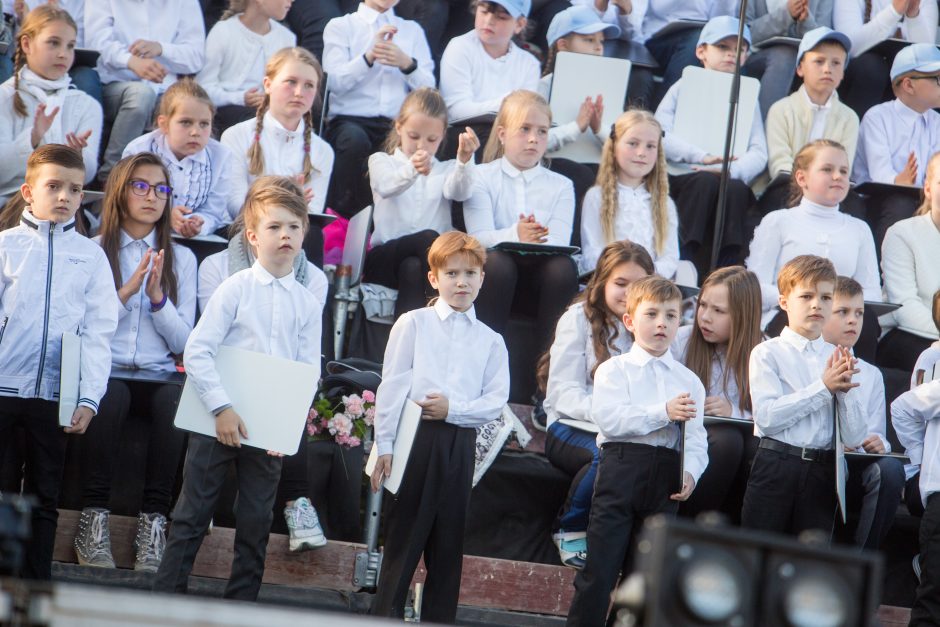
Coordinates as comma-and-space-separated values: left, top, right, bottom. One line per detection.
87, 513, 112, 557
139, 517, 166, 560
292, 502, 320, 530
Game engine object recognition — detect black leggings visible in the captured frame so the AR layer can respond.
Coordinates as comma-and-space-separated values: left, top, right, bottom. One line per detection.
680, 424, 759, 522
363, 229, 439, 318
878, 328, 936, 374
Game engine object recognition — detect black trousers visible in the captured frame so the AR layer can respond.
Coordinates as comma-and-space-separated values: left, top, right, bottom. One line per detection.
765, 307, 881, 365
909, 472, 926, 518
214, 105, 256, 138
548, 159, 598, 249
442, 120, 492, 162
285, 0, 357, 61
325, 115, 392, 218
363, 229, 439, 318
279, 433, 309, 504
81, 379, 184, 516
680, 424, 759, 521
153, 434, 282, 601
755, 174, 867, 222
843, 455, 904, 550
372, 421, 476, 624
566, 443, 680, 627
0, 397, 67, 580
741, 444, 836, 537
878, 328, 936, 374
911, 493, 940, 626
838, 51, 892, 121
864, 191, 919, 258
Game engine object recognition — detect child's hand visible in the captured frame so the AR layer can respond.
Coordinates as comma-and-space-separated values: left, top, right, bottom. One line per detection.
895, 151, 918, 186
65, 406, 94, 434
266, 450, 284, 457
823, 346, 860, 394
216, 407, 248, 447
171, 206, 203, 238
456, 127, 480, 164
291, 174, 315, 203
788, 0, 808, 20
411, 149, 432, 175
31, 103, 61, 148
65, 129, 93, 151
366, 25, 398, 64
861, 434, 887, 454
703, 396, 732, 417
670, 471, 696, 501
576, 97, 594, 133
517, 214, 549, 243
666, 392, 696, 422
371, 454, 393, 493
129, 39, 163, 58
611, 0, 632, 13
244, 88, 264, 109
589, 95, 604, 134
117, 248, 153, 304
374, 39, 413, 70
145, 249, 165, 305
906, 0, 921, 18
128, 56, 168, 83
419, 393, 449, 420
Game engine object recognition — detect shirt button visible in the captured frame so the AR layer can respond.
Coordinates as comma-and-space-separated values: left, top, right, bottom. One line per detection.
131, 327, 137, 332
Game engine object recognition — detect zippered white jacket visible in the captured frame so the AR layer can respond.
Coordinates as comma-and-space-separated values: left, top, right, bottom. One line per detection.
0, 210, 119, 413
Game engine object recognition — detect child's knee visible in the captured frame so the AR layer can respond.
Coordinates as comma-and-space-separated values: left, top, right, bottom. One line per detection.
123, 81, 158, 112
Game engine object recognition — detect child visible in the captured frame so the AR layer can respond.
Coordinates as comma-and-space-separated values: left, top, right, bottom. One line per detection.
673, 266, 763, 519
763, 27, 859, 215
153, 178, 322, 601
463, 90, 578, 353
747, 140, 881, 361
880, 152, 940, 372
370, 231, 510, 623
0, 144, 118, 580
539, 241, 654, 568
0, 5, 102, 203
822, 276, 904, 550
741, 255, 867, 537
579, 109, 679, 278
566, 275, 708, 627
322, 0, 435, 218
70, 153, 196, 572
854, 43, 940, 252
85, 0, 205, 182
656, 15, 766, 277
123, 79, 237, 238
365, 87, 479, 318
197, 0, 297, 134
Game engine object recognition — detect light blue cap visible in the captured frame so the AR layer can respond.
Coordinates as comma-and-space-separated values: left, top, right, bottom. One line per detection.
546, 6, 621, 48
797, 27, 851, 65
487, 0, 531, 19
696, 15, 751, 48
891, 43, 940, 81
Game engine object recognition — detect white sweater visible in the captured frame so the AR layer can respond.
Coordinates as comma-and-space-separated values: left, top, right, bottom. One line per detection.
881, 213, 940, 340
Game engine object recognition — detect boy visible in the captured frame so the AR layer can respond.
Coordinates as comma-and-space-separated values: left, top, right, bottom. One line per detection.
566, 276, 708, 627
854, 43, 940, 252
370, 231, 509, 624
322, 0, 435, 218
823, 277, 904, 550
655, 15, 766, 277
0, 144, 118, 579
153, 182, 322, 601
742, 255, 868, 536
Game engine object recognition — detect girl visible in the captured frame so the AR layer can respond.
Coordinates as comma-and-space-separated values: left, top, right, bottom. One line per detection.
746, 139, 882, 360
538, 241, 653, 568
365, 87, 479, 319
0, 5, 101, 203
197, 0, 297, 134
464, 89, 578, 355
580, 109, 679, 279
123, 78, 237, 238
672, 266, 763, 519
220, 47, 334, 263
73, 153, 197, 573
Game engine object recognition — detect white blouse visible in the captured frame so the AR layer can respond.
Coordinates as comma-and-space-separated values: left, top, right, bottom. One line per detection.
881, 213, 940, 340
672, 325, 751, 420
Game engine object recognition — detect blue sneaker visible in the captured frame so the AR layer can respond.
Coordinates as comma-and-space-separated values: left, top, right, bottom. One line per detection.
553, 531, 587, 569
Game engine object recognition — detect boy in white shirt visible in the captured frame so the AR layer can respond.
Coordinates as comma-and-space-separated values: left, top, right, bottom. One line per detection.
742, 255, 868, 537
153, 182, 322, 601
823, 277, 904, 550
566, 276, 708, 627
322, 0, 435, 218
370, 231, 509, 623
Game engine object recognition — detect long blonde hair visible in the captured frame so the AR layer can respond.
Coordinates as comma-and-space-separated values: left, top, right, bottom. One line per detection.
12, 5, 78, 117
596, 110, 670, 255
220, 0, 246, 20
917, 151, 940, 216
482, 90, 553, 163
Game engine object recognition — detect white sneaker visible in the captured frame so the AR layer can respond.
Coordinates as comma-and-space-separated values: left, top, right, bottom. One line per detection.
134, 512, 167, 573
74, 508, 116, 568
284, 497, 327, 552
553, 530, 587, 569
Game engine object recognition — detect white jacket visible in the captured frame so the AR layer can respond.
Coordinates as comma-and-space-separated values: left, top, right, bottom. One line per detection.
0, 211, 119, 412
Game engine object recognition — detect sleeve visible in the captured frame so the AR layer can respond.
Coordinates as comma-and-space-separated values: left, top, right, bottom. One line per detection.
373, 314, 417, 456
196, 253, 225, 314
0, 93, 38, 191
545, 308, 595, 424
905, 0, 938, 44
447, 335, 510, 426
766, 98, 796, 179
545, 177, 575, 246
308, 141, 334, 215
579, 187, 605, 274
749, 344, 835, 436
891, 381, 940, 466
86, 1, 133, 72
746, 0, 796, 44
149, 246, 197, 354
322, 17, 373, 95
654, 198, 680, 279
729, 101, 768, 184
463, 174, 518, 247
369, 151, 419, 198
439, 39, 502, 121
76, 96, 104, 185
296, 293, 322, 369
195, 144, 236, 235
837, 387, 867, 449
683, 380, 709, 484
197, 23, 244, 107
307, 264, 329, 305
864, 366, 890, 452
403, 23, 436, 91
882, 224, 938, 335
591, 361, 673, 438
657, 83, 709, 164
78, 253, 120, 413
833, 0, 902, 56
838, 106, 860, 170
856, 110, 898, 183
442, 159, 476, 202
219, 126, 250, 220
745, 212, 784, 311
548, 120, 584, 153
182, 279, 239, 412
853, 220, 882, 301
157, 0, 206, 75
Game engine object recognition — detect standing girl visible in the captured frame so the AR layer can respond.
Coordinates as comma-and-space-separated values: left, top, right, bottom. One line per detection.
538, 241, 653, 568
673, 266, 763, 519
123, 79, 237, 238
73, 153, 197, 573
579, 110, 679, 279
365, 87, 479, 319
0, 5, 101, 202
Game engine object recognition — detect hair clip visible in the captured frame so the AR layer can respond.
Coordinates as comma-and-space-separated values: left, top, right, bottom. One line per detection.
254, 133, 261, 142
609, 126, 616, 141
303, 142, 311, 154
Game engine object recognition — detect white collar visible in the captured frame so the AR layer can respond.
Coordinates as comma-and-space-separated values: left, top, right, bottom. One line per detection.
625, 340, 679, 370
155, 132, 209, 167
120, 228, 158, 249
892, 97, 932, 124
433, 298, 477, 324
357, 2, 395, 24
500, 157, 543, 183
780, 326, 828, 354
251, 260, 296, 288
799, 85, 835, 112
264, 111, 305, 143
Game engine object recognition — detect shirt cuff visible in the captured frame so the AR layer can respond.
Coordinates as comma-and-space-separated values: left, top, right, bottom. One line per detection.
77, 398, 99, 415
212, 403, 232, 416
377, 441, 394, 456
645, 402, 671, 429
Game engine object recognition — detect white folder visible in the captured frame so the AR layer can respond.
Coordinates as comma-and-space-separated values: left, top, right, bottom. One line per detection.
365, 400, 422, 495
58, 332, 82, 428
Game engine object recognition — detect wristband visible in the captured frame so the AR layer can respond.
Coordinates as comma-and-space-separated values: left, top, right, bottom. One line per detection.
402, 57, 418, 75
150, 293, 168, 312
363, 53, 374, 68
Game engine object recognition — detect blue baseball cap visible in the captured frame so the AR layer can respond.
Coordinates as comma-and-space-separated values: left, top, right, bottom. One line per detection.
546, 6, 621, 48
485, 0, 531, 19
891, 43, 940, 81
696, 15, 751, 48
797, 27, 851, 65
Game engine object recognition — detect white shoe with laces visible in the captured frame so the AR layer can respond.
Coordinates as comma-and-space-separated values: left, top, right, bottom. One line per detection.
284, 497, 327, 552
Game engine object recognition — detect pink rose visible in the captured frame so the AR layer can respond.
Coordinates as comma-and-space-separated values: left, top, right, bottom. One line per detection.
343, 394, 364, 418
328, 413, 353, 436
362, 390, 376, 403
364, 406, 375, 426
306, 424, 316, 437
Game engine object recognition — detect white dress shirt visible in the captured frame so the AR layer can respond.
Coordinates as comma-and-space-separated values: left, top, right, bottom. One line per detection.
463, 157, 575, 248
748, 327, 867, 449
94, 229, 197, 372
544, 302, 633, 431
369, 149, 475, 246
439, 30, 540, 122
220, 113, 335, 217
123, 131, 237, 235
373, 299, 510, 456
184, 261, 322, 413
591, 341, 709, 482
833, 0, 938, 57
912, 343, 940, 388
656, 78, 768, 184
537, 74, 606, 155
633, 0, 739, 42
891, 379, 940, 506
854, 99, 940, 186
881, 213, 940, 340
854, 355, 890, 452
85, 0, 206, 92
802, 86, 835, 142
746, 198, 881, 315
197, 15, 296, 107
672, 324, 752, 420
578, 183, 680, 278
570, 0, 642, 42
322, 4, 434, 119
